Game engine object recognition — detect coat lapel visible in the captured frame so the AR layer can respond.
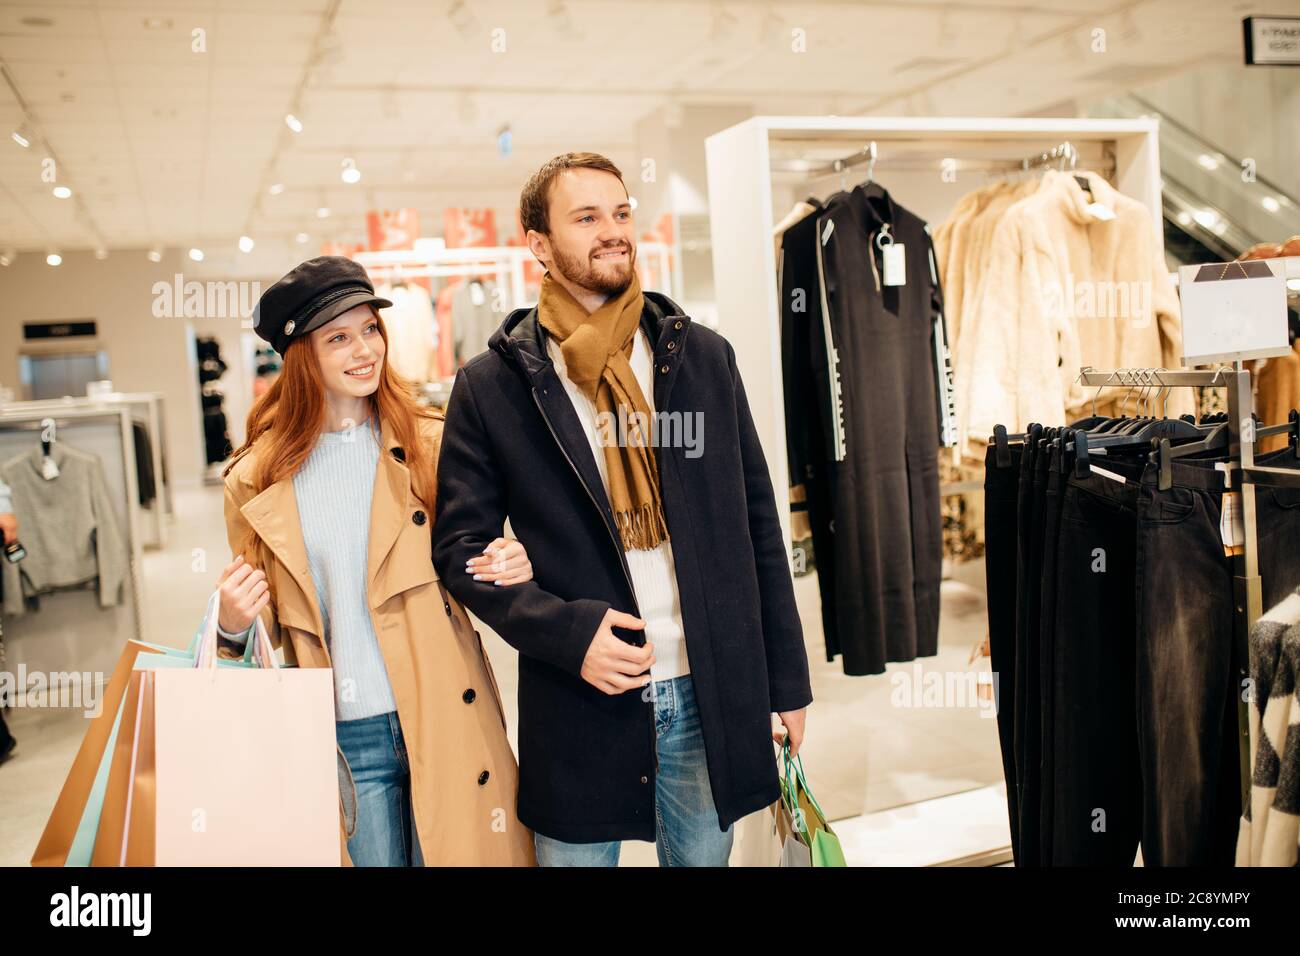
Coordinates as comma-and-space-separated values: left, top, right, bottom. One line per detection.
239, 477, 324, 639
368, 418, 438, 609
369, 418, 410, 605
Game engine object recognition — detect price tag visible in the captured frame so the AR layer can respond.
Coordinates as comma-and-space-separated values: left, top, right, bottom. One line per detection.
882, 242, 906, 286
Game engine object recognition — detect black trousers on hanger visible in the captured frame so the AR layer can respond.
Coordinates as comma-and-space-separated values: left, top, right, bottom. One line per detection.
1035, 442, 1068, 865
1014, 433, 1054, 864
1049, 457, 1145, 866
983, 443, 1023, 863
1134, 451, 1300, 865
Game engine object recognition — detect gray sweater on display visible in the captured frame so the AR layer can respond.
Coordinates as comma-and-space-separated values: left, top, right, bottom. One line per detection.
0, 445, 128, 615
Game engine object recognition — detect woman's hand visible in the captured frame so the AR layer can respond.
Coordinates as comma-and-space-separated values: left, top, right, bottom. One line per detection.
217, 555, 270, 633
465, 537, 533, 587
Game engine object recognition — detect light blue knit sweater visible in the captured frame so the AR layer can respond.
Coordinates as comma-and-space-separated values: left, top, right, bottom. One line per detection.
221, 419, 397, 721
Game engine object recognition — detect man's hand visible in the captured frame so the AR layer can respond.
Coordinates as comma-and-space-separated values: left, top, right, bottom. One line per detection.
580, 608, 654, 695
0, 513, 16, 547
772, 707, 807, 756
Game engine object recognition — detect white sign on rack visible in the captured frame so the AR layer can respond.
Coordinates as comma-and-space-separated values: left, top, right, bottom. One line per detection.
1177, 259, 1290, 365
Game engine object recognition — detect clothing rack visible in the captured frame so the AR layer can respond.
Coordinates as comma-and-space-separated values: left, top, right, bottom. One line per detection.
1022, 141, 1079, 171
7, 393, 172, 547
0, 404, 147, 703
1075, 364, 1279, 808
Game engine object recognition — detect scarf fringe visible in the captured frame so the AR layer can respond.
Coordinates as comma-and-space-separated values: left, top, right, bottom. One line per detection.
614, 502, 670, 552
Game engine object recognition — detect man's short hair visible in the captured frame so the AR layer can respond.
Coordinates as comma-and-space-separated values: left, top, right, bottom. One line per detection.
520, 152, 626, 236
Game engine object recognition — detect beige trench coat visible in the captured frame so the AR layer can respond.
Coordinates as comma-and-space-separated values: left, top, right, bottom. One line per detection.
221, 414, 535, 866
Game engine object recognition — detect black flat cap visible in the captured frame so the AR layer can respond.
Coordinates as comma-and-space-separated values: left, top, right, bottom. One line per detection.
253, 256, 392, 356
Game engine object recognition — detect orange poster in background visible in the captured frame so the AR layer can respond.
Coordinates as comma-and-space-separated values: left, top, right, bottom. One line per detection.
444, 208, 498, 249
366, 209, 420, 251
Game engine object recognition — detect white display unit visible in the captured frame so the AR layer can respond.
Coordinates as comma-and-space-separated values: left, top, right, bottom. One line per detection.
705, 115, 1164, 552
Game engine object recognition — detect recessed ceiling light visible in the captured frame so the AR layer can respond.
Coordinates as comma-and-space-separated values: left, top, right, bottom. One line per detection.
1262, 196, 1281, 213
285, 113, 303, 133
11, 129, 30, 148
0, 250, 14, 267
316, 206, 330, 219
341, 159, 361, 183
295, 232, 310, 244
52, 185, 72, 199
94, 247, 108, 260
238, 235, 255, 253
1196, 154, 1220, 171
268, 183, 284, 195
147, 248, 162, 262
188, 247, 204, 261
1193, 208, 1218, 229
46, 252, 62, 266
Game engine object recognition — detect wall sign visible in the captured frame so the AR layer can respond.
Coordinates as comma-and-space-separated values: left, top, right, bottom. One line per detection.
1244, 16, 1300, 66
24, 321, 97, 340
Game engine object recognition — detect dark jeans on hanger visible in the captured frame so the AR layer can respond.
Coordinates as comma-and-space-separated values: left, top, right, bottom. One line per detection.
1134, 450, 1300, 866
1035, 442, 1068, 865
983, 443, 1023, 864
1049, 456, 1145, 866
1014, 432, 1054, 864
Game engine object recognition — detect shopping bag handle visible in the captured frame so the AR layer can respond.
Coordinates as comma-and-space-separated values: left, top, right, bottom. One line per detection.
187, 592, 258, 665
781, 737, 828, 831
194, 591, 277, 670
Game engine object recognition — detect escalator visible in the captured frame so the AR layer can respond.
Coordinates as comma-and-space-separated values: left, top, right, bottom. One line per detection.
1090, 93, 1300, 267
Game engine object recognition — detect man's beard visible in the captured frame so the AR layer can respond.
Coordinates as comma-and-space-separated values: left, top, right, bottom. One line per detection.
551, 240, 635, 297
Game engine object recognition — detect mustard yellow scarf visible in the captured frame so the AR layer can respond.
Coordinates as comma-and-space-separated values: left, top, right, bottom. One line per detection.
538, 271, 669, 551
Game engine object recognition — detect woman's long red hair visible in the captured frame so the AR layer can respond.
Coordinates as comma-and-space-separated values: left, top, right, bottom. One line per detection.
223, 307, 439, 594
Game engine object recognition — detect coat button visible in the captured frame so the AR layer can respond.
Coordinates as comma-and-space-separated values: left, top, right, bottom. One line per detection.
443, 601, 452, 616
412, 510, 427, 525
478, 770, 490, 786
659, 364, 669, 374
666, 340, 675, 351
462, 688, 476, 703
640, 775, 649, 784
674, 320, 683, 330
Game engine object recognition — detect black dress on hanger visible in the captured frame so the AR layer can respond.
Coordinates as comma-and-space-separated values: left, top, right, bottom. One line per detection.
800, 180, 946, 675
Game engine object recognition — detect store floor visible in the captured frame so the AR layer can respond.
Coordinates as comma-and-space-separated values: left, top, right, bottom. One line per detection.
0, 484, 1002, 867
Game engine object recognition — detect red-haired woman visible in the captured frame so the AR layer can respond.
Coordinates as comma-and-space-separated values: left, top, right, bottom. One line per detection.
214, 257, 534, 866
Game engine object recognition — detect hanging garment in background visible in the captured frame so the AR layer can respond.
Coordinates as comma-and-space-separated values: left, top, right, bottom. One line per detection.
953, 170, 1187, 463
780, 181, 948, 675
1239, 589, 1300, 867
452, 278, 502, 365
0, 443, 128, 616
377, 283, 437, 384
131, 420, 156, 508
201, 391, 232, 465
775, 198, 823, 564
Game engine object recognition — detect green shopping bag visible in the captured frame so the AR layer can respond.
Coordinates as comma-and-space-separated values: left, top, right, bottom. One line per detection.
33, 592, 267, 866
779, 739, 847, 868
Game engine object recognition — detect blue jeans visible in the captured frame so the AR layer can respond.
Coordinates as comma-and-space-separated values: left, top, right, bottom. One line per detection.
335, 711, 424, 867
534, 675, 735, 867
